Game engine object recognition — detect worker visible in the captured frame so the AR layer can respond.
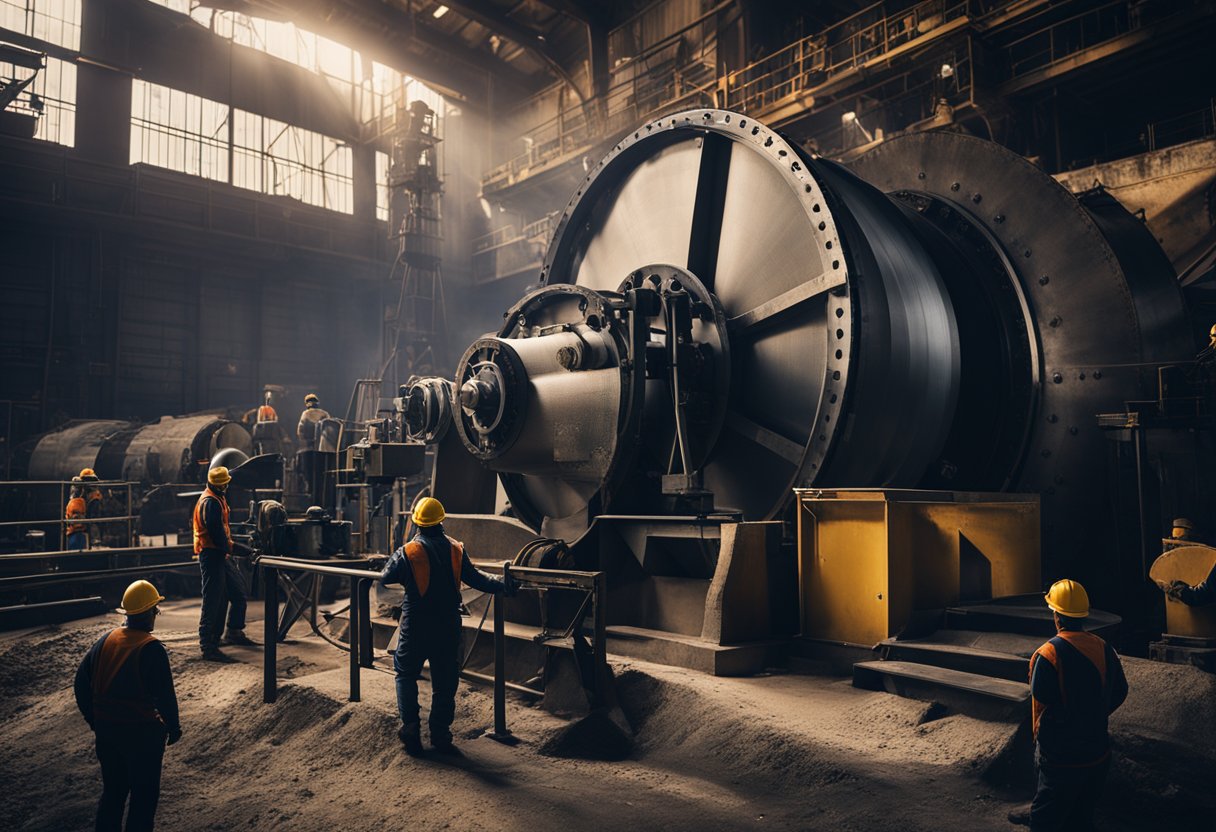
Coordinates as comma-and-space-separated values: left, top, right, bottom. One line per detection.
81, 468, 103, 545
1016, 579, 1128, 831
193, 466, 255, 662
257, 390, 277, 424
1162, 559, 1216, 606
65, 475, 87, 550
1169, 517, 1198, 542
296, 393, 330, 448
74, 579, 181, 832
379, 496, 516, 755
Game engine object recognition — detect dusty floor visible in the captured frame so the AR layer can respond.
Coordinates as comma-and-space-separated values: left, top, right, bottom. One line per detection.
1, 600, 1213, 831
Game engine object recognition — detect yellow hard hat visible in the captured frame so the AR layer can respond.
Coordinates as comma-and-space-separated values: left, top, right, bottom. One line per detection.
208, 466, 232, 487
1044, 578, 1090, 618
412, 496, 445, 527
305, 393, 319, 404
79, 467, 98, 480
118, 580, 164, 615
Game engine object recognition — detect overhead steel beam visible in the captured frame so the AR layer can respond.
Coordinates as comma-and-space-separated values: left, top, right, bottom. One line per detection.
440, 0, 586, 101
232, 0, 541, 100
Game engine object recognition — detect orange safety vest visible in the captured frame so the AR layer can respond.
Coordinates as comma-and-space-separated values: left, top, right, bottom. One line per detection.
92, 628, 161, 724
1029, 630, 1108, 739
257, 404, 278, 422
404, 537, 465, 597
192, 487, 231, 554
65, 496, 86, 535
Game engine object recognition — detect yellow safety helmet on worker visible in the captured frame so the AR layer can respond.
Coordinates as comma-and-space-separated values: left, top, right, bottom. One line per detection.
412, 496, 445, 527
207, 466, 231, 488
118, 579, 164, 616
1044, 578, 1089, 618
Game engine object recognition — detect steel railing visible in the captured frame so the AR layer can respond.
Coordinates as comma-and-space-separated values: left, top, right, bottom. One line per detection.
0, 479, 138, 551
258, 555, 606, 739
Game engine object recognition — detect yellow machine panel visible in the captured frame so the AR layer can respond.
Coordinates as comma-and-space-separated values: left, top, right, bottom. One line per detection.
796, 490, 1041, 646
1150, 545, 1216, 639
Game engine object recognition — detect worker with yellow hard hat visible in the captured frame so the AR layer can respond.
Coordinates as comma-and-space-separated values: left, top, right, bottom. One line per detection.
65, 475, 88, 551
1013, 579, 1128, 830
74, 579, 181, 831
79, 467, 104, 544
192, 465, 255, 662
379, 496, 517, 755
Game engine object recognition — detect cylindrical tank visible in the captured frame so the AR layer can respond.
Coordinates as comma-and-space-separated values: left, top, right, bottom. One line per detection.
405, 109, 1194, 595
27, 421, 137, 482
27, 414, 251, 485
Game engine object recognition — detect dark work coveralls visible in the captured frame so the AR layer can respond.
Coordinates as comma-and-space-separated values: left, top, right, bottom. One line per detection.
193, 487, 247, 650
74, 626, 181, 832
379, 524, 504, 742
1179, 560, 1216, 605
1028, 627, 1128, 832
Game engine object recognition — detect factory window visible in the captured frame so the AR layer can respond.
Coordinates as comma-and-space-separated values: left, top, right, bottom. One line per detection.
376, 150, 389, 222
0, 54, 76, 145
145, 3, 443, 127
129, 79, 230, 182
232, 110, 353, 214
0, 0, 81, 50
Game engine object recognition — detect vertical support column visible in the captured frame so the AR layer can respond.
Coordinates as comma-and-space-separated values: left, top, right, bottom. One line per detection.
592, 572, 607, 709
352, 142, 378, 225
493, 591, 507, 737
358, 578, 374, 669
263, 566, 278, 704
348, 577, 361, 702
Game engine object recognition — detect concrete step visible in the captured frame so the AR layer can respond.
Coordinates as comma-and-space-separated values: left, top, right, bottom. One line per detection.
945, 595, 1121, 638
607, 625, 787, 676
853, 660, 1029, 721
879, 638, 1031, 682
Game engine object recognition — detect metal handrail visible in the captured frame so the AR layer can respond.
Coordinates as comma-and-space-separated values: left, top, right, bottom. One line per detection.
483, 0, 970, 192
722, 0, 970, 114
0, 479, 138, 550
258, 555, 607, 739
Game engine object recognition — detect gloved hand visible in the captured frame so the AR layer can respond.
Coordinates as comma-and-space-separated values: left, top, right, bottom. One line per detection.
167, 728, 182, 746
1166, 580, 1189, 601
501, 569, 520, 598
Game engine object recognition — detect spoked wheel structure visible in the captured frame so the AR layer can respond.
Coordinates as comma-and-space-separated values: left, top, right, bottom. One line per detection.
410, 109, 1192, 564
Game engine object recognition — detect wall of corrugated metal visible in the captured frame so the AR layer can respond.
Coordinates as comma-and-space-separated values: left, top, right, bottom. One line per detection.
0, 221, 384, 436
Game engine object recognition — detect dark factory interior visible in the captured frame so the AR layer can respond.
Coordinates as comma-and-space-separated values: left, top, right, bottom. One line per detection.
2, 1, 1216, 830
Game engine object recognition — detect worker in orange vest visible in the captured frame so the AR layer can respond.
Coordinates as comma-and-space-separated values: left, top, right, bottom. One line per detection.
65, 475, 88, 550
256, 390, 278, 424
379, 496, 516, 755
192, 466, 254, 662
74, 579, 181, 832
1014, 580, 1128, 831
80, 467, 103, 544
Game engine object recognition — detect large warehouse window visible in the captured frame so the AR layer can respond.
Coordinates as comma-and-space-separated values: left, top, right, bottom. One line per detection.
130, 79, 230, 182
0, 0, 81, 50
0, 54, 76, 145
128, 78, 353, 213
145, 1, 443, 127
233, 110, 353, 214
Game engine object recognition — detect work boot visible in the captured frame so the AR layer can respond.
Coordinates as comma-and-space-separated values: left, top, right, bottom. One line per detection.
430, 733, 456, 754
1007, 805, 1031, 826
223, 629, 257, 647
398, 725, 423, 757
201, 646, 236, 663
